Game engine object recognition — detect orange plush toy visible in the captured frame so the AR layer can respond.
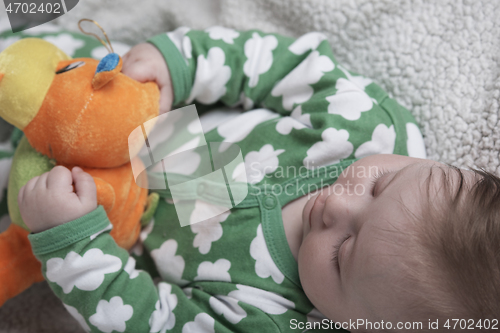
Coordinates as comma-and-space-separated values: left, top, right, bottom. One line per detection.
0, 37, 160, 306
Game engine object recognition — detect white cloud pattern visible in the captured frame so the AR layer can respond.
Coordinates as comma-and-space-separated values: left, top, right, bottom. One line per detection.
271, 51, 334, 110
231, 161, 248, 183
209, 295, 247, 324
228, 285, 294, 315
43, 34, 84, 56
206, 26, 240, 44
217, 109, 278, 150
275, 105, 312, 135
196, 108, 242, 133
303, 128, 353, 169
337, 64, 373, 91
140, 218, 155, 243
288, 32, 327, 55
194, 259, 231, 282
149, 282, 178, 333
191, 201, 230, 254
46, 249, 122, 294
326, 78, 374, 121
89, 296, 133, 333
250, 224, 285, 284
167, 27, 192, 60
130, 217, 155, 257
182, 313, 215, 333
243, 33, 278, 87
130, 241, 143, 256
183, 288, 193, 299
239, 144, 285, 184
123, 257, 141, 279
22, 23, 60, 35
187, 47, 231, 104
239, 92, 254, 110
151, 239, 189, 286
354, 124, 396, 159
160, 137, 202, 176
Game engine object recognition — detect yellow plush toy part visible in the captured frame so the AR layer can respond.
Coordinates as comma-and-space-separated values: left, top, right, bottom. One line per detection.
0, 37, 160, 306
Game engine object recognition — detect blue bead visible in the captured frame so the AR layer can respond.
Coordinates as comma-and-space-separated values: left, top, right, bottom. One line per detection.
95, 53, 120, 74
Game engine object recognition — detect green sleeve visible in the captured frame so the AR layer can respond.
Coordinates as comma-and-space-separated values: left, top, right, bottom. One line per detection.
28, 206, 162, 333
147, 28, 339, 115
27, 206, 284, 333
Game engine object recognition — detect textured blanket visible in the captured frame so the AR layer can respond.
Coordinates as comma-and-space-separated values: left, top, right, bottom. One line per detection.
0, 0, 499, 331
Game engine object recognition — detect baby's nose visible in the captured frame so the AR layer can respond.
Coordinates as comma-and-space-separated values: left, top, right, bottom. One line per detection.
322, 181, 363, 227
92, 53, 122, 90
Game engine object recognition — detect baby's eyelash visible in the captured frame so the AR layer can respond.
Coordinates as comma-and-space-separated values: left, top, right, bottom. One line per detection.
331, 234, 350, 270
370, 170, 389, 196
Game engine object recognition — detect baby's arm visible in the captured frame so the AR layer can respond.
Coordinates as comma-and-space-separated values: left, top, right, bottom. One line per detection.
20, 166, 289, 332
18, 167, 221, 332
19, 167, 164, 332
133, 27, 418, 161
122, 27, 339, 117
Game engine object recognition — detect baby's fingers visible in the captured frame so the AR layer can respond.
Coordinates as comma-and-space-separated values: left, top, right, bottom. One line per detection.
24, 175, 40, 193
121, 61, 153, 83
46, 165, 73, 190
72, 167, 97, 206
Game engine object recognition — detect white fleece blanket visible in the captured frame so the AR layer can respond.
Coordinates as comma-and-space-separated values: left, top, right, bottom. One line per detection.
0, 0, 499, 332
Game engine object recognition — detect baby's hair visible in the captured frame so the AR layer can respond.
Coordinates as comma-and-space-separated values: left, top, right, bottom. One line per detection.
413, 165, 500, 328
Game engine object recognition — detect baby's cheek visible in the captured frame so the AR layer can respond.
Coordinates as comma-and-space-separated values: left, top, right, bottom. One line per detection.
298, 234, 339, 316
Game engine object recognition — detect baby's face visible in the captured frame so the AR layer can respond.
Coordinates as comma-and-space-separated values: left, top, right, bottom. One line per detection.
297, 154, 473, 330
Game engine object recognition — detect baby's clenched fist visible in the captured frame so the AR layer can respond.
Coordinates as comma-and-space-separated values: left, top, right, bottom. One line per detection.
18, 166, 97, 233
122, 43, 174, 115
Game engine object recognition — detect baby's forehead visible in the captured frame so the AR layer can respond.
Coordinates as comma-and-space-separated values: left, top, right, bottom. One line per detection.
368, 163, 478, 255
356, 163, 479, 264
361, 165, 462, 245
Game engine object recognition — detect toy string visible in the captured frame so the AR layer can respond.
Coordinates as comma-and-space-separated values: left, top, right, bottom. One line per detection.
78, 19, 114, 54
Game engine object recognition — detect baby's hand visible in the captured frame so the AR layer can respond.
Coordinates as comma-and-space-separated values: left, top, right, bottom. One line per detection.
122, 43, 174, 115
18, 166, 97, 233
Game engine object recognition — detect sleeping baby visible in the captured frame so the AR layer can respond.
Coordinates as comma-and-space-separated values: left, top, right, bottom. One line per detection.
18, 27, 500, 332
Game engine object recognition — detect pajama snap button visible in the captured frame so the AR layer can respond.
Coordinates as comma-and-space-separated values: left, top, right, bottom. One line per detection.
263, 195, 277, 209
197, 183, 206, 196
